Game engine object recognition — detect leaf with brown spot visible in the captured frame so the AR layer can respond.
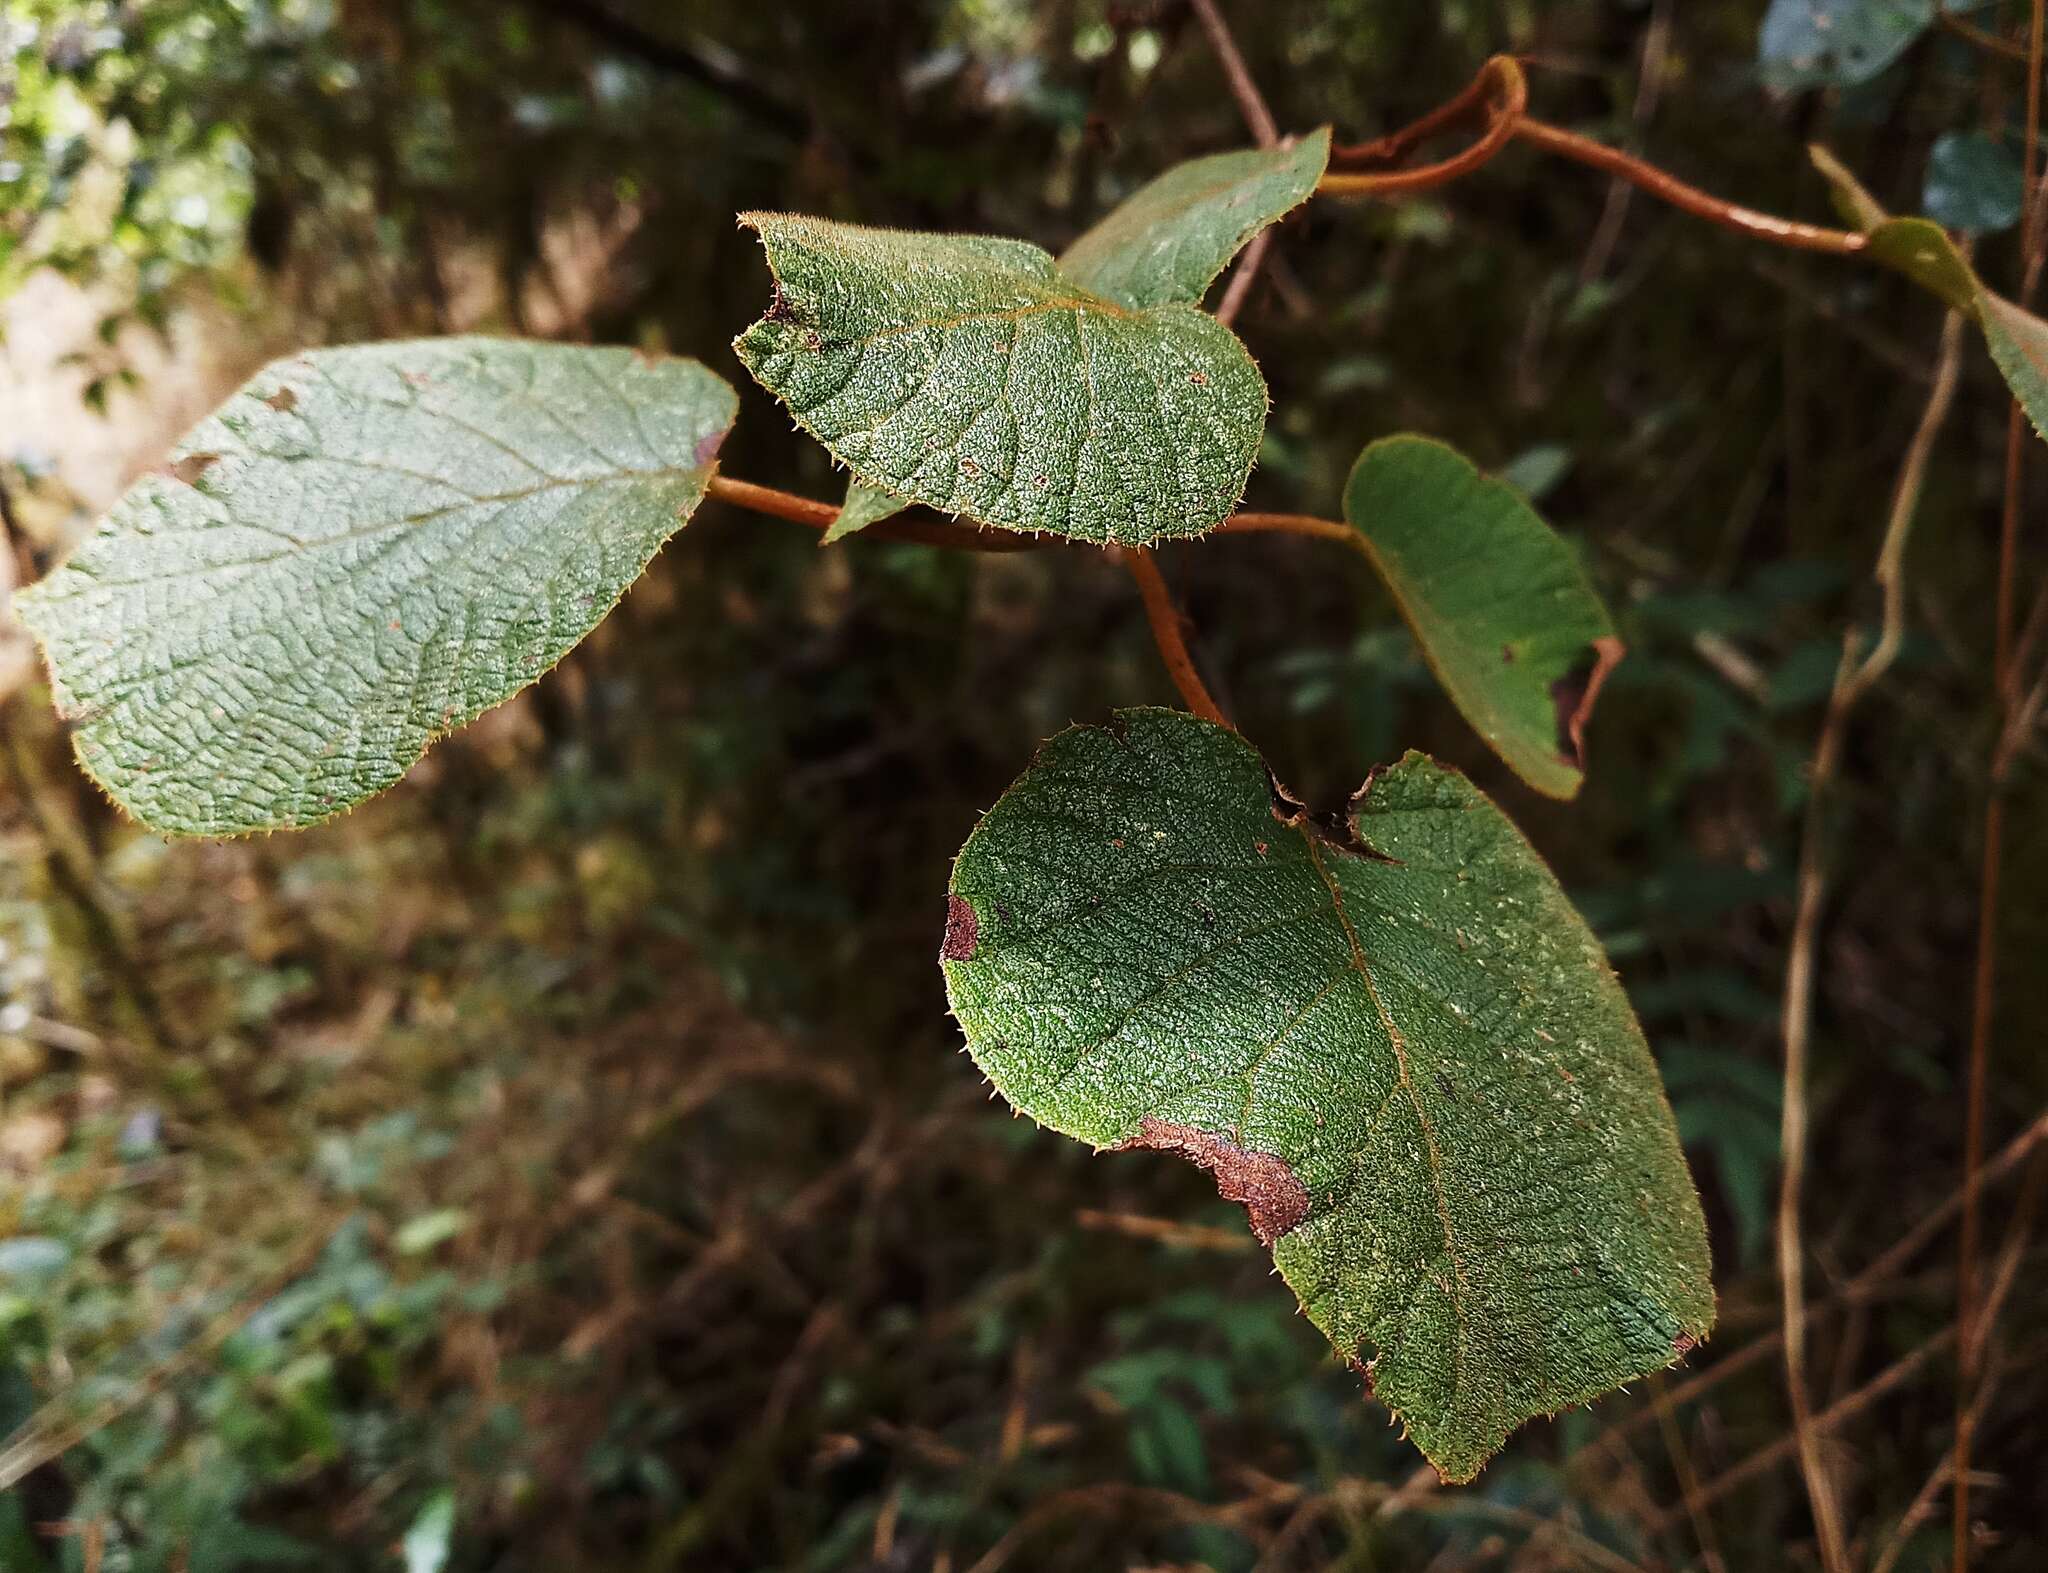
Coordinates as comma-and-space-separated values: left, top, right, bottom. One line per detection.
1119, 1117, 1309, 1246
943, 709, 1712, 1482
15, 338, 737, 836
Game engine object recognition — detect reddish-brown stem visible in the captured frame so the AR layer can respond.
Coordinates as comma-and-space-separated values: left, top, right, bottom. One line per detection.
1319, 57, 1527, 198
1938, 5, 2035, 63
1118, 547, 1230, 727
1187, 0, 1279, 324
1958, 8, 2044, 1566
1330, 66, 1499, 168
1319, 57, 1868, 258
703, 474, 1037, 553
708, 475, 1371, 562
1510, 117, 1867, 255
1214, 510, 1362, 548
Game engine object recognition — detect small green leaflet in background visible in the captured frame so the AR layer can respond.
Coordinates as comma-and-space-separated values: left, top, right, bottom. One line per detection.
1758, 0, 1932, 91
1923, 131, 2023, 235
402, 1488, 456, 1573
15, 339, 736, 837
732, 213, 1268, 545
1059, 128, 1331, 309
1811, 145, 2048, 443
821, 478, 910, 545
942, 709, 1713, 1482
1344, 436, 1621, 800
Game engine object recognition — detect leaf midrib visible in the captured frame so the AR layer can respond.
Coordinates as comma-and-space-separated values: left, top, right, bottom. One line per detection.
1300, 832, 1472, 1408
36, 466, 706, 599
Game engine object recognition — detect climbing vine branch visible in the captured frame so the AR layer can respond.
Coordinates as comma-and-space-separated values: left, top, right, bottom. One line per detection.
1320, 55, 1869, 258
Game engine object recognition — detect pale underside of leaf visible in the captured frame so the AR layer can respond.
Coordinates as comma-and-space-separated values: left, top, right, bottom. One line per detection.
16, 338, 736, 836
942, 709, 1713, 1482
1059, 128, 1332, 309
1758, 0, 1932, 92
1344, 436, 1621, 800
821, 477, 911, 545
731, 212, 1267, 545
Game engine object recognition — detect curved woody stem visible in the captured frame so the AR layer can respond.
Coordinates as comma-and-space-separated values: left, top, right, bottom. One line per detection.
1319, 56, 1869, 259
1118, 547, 1231, 728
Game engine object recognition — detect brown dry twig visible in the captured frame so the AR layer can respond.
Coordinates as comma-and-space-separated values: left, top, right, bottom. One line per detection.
1775, 303, 1968, 1573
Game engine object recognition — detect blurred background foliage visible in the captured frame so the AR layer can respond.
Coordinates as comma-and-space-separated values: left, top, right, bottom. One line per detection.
2, 0, 2046, 1568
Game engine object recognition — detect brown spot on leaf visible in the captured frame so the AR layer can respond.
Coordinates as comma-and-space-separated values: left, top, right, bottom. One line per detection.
941, 894, 979, 961
166, 452, 220, 486
1549, 635, 1626, 768
262, 386, 298, 414
762, 284, 796, 324
1119, 1117, 1310, 1246
1188, 370, 1209, 387
1671, 1331, 1699, 1360
1347, 1353, 1376, 1397
1500, 643, 1516, 664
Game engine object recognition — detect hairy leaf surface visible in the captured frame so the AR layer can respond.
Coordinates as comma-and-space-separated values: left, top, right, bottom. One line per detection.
821, 478, 911, 545
732, 213, 1267, 545
943, 709, 1714, 1482
1344, 437, 1621, 800
1059, 129, 1331, 309
17, 338, 736, 836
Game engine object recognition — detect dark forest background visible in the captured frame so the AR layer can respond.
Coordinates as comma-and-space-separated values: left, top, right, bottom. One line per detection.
2, 2, 2045, 1569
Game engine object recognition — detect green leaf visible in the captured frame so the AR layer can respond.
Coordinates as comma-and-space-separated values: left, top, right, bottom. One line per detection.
1863, 216, 1982, 310
732, 213, 1267, 545
821, 477, 910, 545
16, 338, 736, 837
1342, 436, 1621, 800
1810, 146, 2048, 435
1978, 290, 2048, 443
1759, 0, 1932, 91
942, 709, 1714, 1483
1059, 128, 1331, 309
1923, 130, 2024, 235
402, 1488, 456, 1573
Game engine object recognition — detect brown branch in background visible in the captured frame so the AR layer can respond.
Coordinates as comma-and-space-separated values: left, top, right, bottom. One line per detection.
535, 0, 809, 141
1330, 63, 1500, 167
1215, 228, 1271, 327
1578, 0, 1674, 286
1214, 510, 1361, 548
1937, 4, 2036, 63
1185, 0, 1277, 148
1650, 1370, 1728, 1573
1118, 547, 1231, 727
1185, 0, 1279, 326
1959, 6, 2044, 1564
1776, 306, 1967, 1573
1658, 1142, 2044, 1539
1574, 1107, 2048, 1476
